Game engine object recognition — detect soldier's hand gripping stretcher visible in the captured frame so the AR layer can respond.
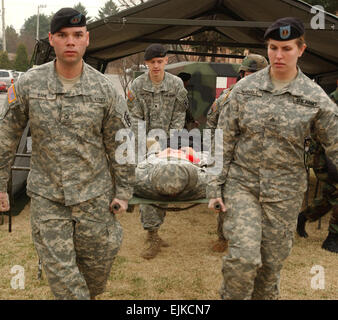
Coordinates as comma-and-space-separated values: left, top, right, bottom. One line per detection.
208, 198, 227, 212
110, 198, 128, 214
0, 190, 128, 215
132, 146, 210, 208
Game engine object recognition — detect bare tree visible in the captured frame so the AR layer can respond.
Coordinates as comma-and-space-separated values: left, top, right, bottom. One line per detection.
118, 59, 132, 98
108, 52, 145, 98
107, 1, 152, 95
117, 0, 148, 10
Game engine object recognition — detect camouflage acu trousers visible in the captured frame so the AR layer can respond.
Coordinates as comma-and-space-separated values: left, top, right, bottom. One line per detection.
30, 191, 123, 300
220, 180, 303, 300
140, 204, 167, 231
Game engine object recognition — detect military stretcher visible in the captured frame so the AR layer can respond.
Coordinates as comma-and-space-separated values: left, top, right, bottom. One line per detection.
113, 196, 220, 212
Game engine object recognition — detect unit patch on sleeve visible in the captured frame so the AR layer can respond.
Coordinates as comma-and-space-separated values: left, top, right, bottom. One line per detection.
7, 85, 17, 104
127, 90, 135, 102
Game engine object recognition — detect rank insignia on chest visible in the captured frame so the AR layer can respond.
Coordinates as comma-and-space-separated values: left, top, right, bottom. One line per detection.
294, 97, 317, 108
8, 85, 17, 104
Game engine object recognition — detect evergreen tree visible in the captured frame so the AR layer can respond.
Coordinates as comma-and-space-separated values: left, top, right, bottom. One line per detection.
21, 14, 51, 40
73, 2, 93, 23
13, 44, 29, 72
97, 0, 119, 20
6, 26, 19, 54
0, 51, 13, 69
19, 13, 52, 57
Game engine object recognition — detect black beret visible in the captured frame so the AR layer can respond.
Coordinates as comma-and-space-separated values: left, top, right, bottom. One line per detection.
264, 17, 304, 41
50, 8, 86, 34
144, 44, 167, 61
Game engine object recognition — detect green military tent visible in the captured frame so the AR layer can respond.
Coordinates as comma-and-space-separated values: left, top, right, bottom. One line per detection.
34, 0, 337, 92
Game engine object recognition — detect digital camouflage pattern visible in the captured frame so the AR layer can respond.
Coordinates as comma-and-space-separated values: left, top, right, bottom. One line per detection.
206, 55, 268, 141
127, 71, 188, 232
301, 138, 338, 233
135, 153, 208, 231
127, 71, 188, 135
134, 154, 207, 201
30, 191, 122, 299
207, 67, 338, 200
220, 180, 303, 299
206, 86, 232, 140
206, 55, 268, 244
238, 54, 269, 72
299, 85, 338, 236
207, 66, 338, 299
0, 60, 135, 299
0, 61, 135, 205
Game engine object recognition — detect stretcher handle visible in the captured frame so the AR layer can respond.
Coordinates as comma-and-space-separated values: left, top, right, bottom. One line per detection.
214, 202, 222, 211
113, 203, 120, 211
111, 203, 120, 213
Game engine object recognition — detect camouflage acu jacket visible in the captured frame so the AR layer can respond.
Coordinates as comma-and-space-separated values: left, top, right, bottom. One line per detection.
127, 71, 188, 134
206, 86, 233, 132
0, 60, 135, 205
207, 67, 338, 201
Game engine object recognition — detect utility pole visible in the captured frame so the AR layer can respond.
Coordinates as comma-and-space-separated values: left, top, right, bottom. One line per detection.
36, 4, 46, 41
2, 0, 6, 52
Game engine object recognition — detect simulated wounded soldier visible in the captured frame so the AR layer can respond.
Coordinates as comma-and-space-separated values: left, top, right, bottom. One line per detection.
133, 141, 210, 258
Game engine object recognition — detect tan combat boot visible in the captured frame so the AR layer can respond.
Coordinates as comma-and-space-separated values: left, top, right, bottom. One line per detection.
211, 238, 228, 253
141, 230, 163, 260
145, 230, 169, 247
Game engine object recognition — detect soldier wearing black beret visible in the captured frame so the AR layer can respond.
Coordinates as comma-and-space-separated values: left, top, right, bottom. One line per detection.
0, 7, 135, 300
208, 16, 337, 300
127, 42, 189, 259
50, 7, 86, 34
264, 17, 305, 41
144, 43, 167, 61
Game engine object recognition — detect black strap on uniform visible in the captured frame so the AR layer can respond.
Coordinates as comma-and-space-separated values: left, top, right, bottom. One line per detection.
304, 138, 311, 208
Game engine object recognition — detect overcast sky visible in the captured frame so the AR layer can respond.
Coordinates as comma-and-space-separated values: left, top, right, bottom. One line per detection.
1, 0, 110, 34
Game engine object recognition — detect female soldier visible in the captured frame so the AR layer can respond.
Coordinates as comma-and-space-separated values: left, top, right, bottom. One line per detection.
207, 17, 338, 300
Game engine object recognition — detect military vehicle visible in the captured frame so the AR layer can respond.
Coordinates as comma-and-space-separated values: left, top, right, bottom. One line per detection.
165, 61, 240, 129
